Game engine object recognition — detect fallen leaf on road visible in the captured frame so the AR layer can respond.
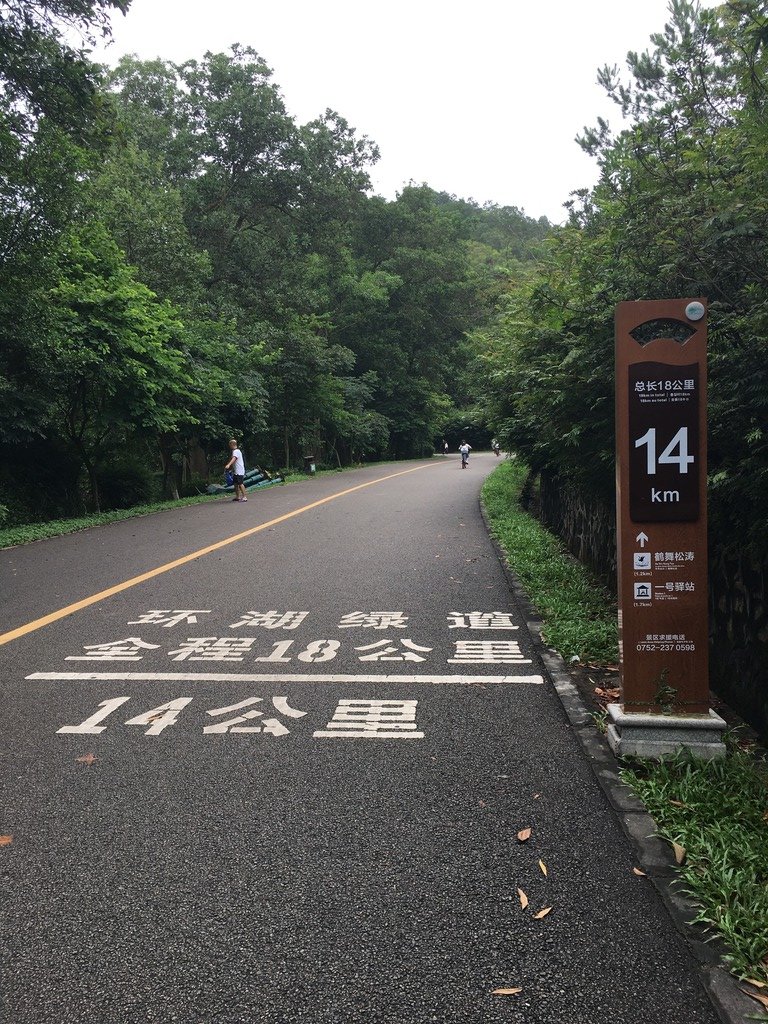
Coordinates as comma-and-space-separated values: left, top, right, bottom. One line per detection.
745, 980, 768, 990
479, 800, 487, 808
0, 835, 12, 847
533, 907, 552, 919
76, 753, 98, 765
533, 793, 541, 800
517, 828, 532, 842
539, 859, 548, 876
517, 888, 529, 909
492, 988, 522, 996
672, 842, 686, 865
632, 867, 647, 877
669, 799, 686, 808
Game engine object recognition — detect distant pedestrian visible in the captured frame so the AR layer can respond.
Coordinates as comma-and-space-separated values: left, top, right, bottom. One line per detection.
459, 441, 471, 468
443, 439, 449, 456
225, 439, 247, 502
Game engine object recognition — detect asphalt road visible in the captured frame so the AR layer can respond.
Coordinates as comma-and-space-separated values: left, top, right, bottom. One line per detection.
0, 454, 720, 1024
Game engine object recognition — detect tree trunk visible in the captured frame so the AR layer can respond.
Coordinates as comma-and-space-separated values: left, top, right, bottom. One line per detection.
158, 439, 180, 501
85, 460, 101, 514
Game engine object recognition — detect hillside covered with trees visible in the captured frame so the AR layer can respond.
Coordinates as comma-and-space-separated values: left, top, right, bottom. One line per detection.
0, 1, 548, 522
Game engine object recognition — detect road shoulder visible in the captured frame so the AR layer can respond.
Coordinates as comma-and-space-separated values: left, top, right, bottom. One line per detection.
479, 496, 757, 1024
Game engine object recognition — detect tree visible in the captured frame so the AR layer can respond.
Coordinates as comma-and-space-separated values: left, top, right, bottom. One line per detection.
39, 223, 194, 510
476, 0, 768, 544
335, 187, 482, 456
84, 143, 211, 306
107, 48, 383, 469
0, 0, 129, 266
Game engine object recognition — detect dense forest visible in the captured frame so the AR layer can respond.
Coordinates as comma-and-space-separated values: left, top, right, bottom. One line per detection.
0, 0, 549, 523
475, 0, 768, 552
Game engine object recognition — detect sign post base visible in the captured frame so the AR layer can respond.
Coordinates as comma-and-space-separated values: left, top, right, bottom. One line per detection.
606, 703, 726, 760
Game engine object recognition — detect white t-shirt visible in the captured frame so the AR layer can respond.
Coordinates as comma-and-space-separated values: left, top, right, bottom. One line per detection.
231, 448, 245, 475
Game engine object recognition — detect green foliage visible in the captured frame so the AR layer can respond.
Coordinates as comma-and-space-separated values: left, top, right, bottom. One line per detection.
38, 222, 195, 508
0, 0, 127, 267
481, 460, 618, 663
97, 457, 159, 510
336, 186, 492, 457
476, 0, 768, 552
622, 745, 768, 981
0, 28, 548, 529
84, 143, 211, 305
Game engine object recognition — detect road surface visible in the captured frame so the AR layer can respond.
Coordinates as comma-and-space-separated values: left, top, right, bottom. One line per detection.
0, 454, 719, 1023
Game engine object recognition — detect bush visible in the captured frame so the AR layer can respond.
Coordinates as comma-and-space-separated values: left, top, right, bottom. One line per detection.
0, 442, 84, 524
179, 473, 211, 498
97, 459, 160, 510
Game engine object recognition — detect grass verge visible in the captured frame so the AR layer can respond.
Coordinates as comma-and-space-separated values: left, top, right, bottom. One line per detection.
622, 746, 768, 984
0, 493, 225, 548
481, 459, 618, 663
482, 459, 768, 988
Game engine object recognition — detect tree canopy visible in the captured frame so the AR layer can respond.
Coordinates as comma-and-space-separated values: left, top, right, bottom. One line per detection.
475, 0, 768, 552
0, 13, 547, 521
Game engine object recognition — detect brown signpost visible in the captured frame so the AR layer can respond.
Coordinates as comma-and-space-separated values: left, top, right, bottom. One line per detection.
609, 299, 725, 758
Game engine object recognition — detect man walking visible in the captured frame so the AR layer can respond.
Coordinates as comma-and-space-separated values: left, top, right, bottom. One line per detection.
225, 439, 247, 502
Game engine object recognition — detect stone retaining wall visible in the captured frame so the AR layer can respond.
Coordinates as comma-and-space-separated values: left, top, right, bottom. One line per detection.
538, 471, 617, 590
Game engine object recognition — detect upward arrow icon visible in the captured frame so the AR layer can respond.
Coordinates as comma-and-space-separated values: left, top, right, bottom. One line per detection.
636, 532, 650, 548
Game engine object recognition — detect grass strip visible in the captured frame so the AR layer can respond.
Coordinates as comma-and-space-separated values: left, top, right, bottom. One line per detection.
481, 459, 618, 663
0, 493, 225, 548
622, 748, 768, 983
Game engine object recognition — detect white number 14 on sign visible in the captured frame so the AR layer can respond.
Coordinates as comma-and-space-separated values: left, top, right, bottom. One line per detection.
634, 427, 694, 474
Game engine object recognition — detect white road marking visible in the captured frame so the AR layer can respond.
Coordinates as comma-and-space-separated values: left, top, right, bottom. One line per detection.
313, 730, 425, 739
27, 672, 545, 686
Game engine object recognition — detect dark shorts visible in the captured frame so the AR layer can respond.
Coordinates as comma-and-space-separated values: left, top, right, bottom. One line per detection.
233, 474, 245, 485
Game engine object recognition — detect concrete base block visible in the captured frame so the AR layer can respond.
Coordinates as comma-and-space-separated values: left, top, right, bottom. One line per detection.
606, 703, 727, 760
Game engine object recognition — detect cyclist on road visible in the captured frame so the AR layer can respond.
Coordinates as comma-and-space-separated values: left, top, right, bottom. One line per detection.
459, 441, 471, 469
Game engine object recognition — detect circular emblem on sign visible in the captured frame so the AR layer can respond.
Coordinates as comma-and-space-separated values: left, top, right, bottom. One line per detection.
685, 301, 705, 321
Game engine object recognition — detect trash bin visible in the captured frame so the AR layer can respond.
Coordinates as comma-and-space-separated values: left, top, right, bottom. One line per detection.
303, 455, 316, 474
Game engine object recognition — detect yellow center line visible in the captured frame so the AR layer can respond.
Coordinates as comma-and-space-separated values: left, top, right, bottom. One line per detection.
0, 462, 440, 647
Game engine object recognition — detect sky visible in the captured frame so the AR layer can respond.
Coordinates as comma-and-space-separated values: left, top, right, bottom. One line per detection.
94, 0, 715, 224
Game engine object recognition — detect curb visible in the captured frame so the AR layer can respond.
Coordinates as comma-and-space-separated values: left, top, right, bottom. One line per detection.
479, 497, 757, 1024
